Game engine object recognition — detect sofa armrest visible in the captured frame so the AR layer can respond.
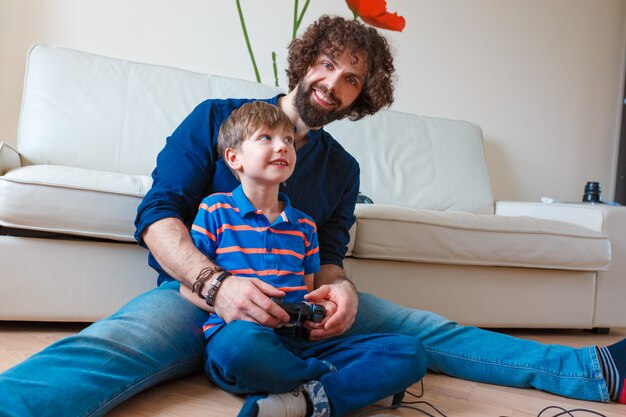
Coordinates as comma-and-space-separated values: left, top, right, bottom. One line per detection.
0, 141, 22, 175
496, 200, 626, 328
495, 200, 605, 232
579, 204, 626, 327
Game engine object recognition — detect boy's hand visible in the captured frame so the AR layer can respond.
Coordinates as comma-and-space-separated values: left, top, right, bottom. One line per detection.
212, 276, 289, 327
304, 279, 358, 341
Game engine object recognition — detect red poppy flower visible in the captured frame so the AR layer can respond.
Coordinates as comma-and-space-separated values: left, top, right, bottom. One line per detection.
345, 0, 406, 32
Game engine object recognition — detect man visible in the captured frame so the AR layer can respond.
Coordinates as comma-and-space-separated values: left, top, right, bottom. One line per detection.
140, 21, 379, 339
0, 14, 624, 417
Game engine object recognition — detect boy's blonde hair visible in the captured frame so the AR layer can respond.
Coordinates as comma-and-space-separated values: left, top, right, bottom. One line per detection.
218, 101, 294, 158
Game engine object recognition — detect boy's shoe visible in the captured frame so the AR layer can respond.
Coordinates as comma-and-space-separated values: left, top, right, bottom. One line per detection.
238, 381, 330, 417
238, 386, 309, 417
302, 380, 330, 416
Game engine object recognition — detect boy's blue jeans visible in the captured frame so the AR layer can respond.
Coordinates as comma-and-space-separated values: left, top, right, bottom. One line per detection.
205, 320, 426, 416
0, 281, 610, 417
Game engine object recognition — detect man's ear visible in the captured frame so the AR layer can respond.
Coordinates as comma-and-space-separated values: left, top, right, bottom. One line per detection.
224, 147, 243, 172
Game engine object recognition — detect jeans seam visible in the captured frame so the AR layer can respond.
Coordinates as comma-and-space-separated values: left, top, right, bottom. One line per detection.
588, 345, 610, 403
425, 346, 599, 381
86, 356, 202, 417
296, 343, 385, 357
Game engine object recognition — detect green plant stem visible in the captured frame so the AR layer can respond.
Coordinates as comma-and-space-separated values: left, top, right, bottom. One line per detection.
272, 52, 279, 87
293, 0, 310, 39
236, 0, 261, 83
292, 0, 299, 40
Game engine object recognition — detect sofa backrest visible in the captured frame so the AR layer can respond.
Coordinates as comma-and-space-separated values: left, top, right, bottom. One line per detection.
325, 113, 493, 213
18, 44, 280, 176
17, 44, 494, 214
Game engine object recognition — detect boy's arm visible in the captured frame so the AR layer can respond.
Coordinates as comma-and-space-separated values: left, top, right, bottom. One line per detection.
143, 217, 288, 326
304, 274, 314, 292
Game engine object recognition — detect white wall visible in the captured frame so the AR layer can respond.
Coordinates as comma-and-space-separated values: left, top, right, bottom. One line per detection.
1, 0, 625, 202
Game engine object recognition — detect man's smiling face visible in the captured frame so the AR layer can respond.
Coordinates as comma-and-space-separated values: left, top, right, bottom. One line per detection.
294, 50, 367, 128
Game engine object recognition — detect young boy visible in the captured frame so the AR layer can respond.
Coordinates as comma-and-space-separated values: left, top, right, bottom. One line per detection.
180, 101, 426, 417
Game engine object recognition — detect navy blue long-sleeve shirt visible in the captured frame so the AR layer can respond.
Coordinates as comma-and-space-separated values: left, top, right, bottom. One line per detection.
134, 96, 360, 285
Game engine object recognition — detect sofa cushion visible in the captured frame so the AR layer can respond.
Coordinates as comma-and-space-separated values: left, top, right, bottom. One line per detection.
326, 112, 494, 214
18, 45, 282, 175
0, 165, 150, 241
0, 141, 21, 175
352, 204, 610, 271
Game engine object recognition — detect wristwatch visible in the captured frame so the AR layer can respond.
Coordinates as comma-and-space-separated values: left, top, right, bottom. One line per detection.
204, 271, 232, 307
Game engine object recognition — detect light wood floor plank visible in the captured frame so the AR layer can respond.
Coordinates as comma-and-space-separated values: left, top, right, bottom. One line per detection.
1, 322, 624, 416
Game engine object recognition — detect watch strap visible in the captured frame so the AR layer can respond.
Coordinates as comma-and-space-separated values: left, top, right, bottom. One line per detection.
205, 271, 232, 307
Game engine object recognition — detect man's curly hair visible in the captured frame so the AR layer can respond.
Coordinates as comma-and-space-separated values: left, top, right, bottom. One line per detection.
286, 15, 395, 121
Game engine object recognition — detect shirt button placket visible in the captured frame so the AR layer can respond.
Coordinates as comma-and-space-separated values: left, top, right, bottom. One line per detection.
258, 214, 270, 270
267, 228, 277, 272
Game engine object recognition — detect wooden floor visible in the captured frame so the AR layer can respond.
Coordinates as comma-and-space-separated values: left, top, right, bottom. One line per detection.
1, 322, 625, 417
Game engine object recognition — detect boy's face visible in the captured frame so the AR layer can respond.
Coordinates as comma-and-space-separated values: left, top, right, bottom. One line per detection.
295, 50, 367, 128
229, 125, 296, 185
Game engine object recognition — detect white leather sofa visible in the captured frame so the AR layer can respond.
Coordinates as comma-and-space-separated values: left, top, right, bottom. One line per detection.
1, 44, 623, 330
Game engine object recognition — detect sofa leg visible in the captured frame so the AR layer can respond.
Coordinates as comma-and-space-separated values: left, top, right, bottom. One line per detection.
587, 327, 610, 335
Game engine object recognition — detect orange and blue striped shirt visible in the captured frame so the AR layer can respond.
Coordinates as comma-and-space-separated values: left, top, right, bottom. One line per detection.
191, 185, 320, 338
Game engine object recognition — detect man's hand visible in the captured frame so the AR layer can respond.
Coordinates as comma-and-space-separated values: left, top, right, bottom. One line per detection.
304, 265, 358, 341
212, 276, 290, 327
143, 218, 290, 327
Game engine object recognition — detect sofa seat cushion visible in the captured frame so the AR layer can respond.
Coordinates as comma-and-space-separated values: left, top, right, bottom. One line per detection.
0, 165, 150, 241
352, 204, 610, 271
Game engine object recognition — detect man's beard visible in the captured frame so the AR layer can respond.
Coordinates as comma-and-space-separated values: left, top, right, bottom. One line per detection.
294, 79, 352, 128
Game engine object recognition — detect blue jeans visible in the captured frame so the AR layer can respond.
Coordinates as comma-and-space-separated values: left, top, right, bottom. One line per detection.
0, 282, 610, 417
350, 293, 608, 402
205, 320, 426, 416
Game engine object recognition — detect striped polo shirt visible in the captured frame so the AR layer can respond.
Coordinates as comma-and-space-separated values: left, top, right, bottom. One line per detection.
191, 184, 320, 338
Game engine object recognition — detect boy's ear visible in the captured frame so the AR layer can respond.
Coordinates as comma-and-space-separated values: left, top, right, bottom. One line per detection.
224, 147, 243, 171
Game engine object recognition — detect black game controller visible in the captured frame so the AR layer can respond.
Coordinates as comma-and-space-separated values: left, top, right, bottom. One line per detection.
271, 297, 325, 339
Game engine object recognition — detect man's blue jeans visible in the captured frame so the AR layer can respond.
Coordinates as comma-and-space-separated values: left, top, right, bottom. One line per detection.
0, 281, 610, 417
205, 320, 426, 416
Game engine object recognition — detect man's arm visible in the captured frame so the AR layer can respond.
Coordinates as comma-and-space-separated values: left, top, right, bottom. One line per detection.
304, 264, 358, 341
143, 218, 212, 290
142, 217, 288, 326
